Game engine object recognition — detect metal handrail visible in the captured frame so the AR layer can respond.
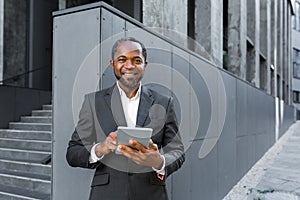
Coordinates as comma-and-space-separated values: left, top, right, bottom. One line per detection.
0, 66, 48, 84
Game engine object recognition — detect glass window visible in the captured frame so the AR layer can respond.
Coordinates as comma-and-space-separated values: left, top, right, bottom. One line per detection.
293, 1, 300, 31
293, 48, 300, 79
298, 2, 300, 31
294, 91, 300, 103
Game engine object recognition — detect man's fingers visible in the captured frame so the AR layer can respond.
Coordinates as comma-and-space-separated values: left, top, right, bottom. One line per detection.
104, 139, 116, 152
149, 139, 158, 151
129, 139, 147, 153
118, 145, 143, 164
107, 137, 117, 145
109, 131, 117, 139
106, 132, 117, 146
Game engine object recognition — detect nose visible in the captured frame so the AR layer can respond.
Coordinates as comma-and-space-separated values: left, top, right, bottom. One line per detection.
124, 60, 135, 69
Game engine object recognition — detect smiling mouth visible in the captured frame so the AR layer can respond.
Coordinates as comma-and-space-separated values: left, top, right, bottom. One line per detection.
122, 72, 137, 76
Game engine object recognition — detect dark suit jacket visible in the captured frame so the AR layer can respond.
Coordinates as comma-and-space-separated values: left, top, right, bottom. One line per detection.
66, 84, 185, 200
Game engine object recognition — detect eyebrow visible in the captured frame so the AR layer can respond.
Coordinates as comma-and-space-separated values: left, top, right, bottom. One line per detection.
116, 55, 143, 59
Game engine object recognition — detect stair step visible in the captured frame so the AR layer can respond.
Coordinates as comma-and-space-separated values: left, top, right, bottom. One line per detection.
0, 159, 51, 177
0, 190, 46, 200
0, 147, 51, 163
42, 105, 52, 111
0, 105, 53, 199
0, 138, 51, 152
9, 123, 51, 131
32, 110, 52, 117
0, 130, 51, 141
0, 169, 50, 181
0, 172, 51, 196
21, 116, 52, 123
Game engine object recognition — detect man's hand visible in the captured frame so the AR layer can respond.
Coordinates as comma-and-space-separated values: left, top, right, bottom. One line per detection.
95, 132, 117, 157
118, 139, 164, 169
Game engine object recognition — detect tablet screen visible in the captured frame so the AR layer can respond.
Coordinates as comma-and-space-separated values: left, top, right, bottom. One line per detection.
116, 126, 153, 154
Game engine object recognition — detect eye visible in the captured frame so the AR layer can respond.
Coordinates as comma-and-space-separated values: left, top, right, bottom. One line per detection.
117, 58, 126, 63
133, 59, 142, 64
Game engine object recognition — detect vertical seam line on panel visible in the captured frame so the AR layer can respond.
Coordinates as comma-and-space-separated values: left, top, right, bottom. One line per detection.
235, 76, 238, 180
124, 20, 126, 37
99, 8, 102, 89
235, 78, 237, 139
170, 45, 173, 200
171, 46, 173, 98
188, 54, 192, 200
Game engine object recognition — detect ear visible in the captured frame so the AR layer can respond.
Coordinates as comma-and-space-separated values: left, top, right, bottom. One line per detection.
144, 61, 148, 69
110, 60, 114, 69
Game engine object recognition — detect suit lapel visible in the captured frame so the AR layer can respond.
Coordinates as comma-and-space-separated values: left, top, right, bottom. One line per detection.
136, 86, 154, 127
104, 84, 127, 127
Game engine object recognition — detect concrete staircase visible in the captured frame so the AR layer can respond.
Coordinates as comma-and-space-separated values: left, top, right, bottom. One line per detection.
0, 105, 52, 200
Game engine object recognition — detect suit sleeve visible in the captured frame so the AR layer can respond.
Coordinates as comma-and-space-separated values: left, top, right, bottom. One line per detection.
162, 97, 185, 177
66, 94, 96, 168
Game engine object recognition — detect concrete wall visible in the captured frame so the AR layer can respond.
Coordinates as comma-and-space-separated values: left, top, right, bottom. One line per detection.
0, 85, 51, 129
52, 3, 296, 200
0, 0, 57, 90
194, 0, 223, 66
227, 0, 293, 104
3, 0, 28, 87
142, 0, 188, 53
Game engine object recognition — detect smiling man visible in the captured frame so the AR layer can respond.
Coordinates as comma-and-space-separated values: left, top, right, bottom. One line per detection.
66, 37, 185, 200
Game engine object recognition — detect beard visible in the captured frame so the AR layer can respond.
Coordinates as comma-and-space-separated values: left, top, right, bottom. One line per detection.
114, 71, 143, 90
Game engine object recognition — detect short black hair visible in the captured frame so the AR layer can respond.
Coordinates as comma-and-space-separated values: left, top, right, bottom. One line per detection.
111, 37, 147, 61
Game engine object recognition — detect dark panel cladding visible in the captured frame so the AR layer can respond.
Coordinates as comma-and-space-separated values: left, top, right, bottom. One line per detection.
0, 86, 51, 129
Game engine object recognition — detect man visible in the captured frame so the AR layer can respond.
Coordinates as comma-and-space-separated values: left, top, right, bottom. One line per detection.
66, 37, 185, 200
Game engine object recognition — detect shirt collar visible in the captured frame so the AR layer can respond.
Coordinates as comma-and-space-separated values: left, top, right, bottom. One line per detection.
116, 81, 141, 100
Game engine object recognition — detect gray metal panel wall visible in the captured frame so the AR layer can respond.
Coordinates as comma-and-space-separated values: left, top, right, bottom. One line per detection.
52, 8, 100, 200
52, 3, 296, 200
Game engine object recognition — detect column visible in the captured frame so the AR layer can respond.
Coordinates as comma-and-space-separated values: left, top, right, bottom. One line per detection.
143, 0, 188, 48
266, 0, 271, 94
3, 0, 28, 87
59, 0, 66, 10
271, 0, 278, 98
260, 0, 271, 94
288, 3, 292, 105
227, 0, 247, 79
277, 0, 283, 100
282, 0, 287, 103
194, 0, 223, 66
254, 0, 260, 87
0, 0, 3, 83
246, 0, 260, 86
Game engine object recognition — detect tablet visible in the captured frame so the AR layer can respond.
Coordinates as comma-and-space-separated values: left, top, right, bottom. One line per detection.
116, 126, 153, 154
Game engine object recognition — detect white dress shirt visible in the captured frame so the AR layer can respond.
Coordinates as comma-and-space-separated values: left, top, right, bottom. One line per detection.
89, 82, 165, 174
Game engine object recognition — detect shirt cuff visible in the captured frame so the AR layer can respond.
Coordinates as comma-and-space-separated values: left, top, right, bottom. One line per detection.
152, 155, 165, 175
89, 143, 104, 163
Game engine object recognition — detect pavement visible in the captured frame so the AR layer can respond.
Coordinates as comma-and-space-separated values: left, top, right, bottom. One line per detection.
223, 121, 300, 200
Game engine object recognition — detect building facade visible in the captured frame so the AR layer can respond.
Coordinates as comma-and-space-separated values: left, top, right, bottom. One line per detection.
0, 0, 296, 199
292, 0, 300, 119
0, 0, 295, 104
